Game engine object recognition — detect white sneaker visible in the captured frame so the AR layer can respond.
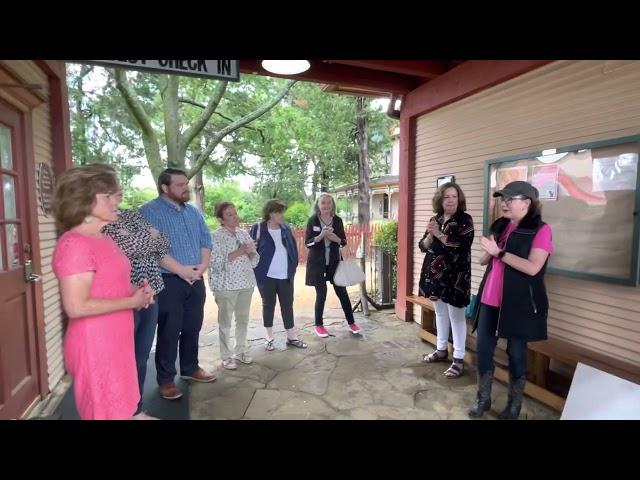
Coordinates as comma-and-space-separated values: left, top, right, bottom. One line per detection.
235, 353, 253, 364
222, 358, 238, 370
131, 411, 160, 420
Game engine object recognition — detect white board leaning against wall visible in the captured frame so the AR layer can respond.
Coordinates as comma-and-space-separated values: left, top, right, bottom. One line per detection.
561, 363, 640, 420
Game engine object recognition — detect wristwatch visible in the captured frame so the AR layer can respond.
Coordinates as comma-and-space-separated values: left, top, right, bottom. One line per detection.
497, 250, 506, 259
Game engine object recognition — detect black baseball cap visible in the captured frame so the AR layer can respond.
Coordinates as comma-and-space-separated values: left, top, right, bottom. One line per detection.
493, 181, 539, 200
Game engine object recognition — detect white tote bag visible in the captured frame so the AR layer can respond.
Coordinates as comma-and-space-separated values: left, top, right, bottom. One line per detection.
333, 246, 365, 287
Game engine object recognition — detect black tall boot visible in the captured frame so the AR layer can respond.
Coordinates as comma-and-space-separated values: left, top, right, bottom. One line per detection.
468, 370, 494, 418
498, 375, 527, 420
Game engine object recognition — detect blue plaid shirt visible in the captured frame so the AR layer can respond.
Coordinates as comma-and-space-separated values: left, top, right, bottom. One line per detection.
140, 196, 213, 273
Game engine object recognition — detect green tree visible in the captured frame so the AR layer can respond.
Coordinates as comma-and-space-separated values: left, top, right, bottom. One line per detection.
120, 188, 158, 210
203, 181, 262, 226
372, 221, 398, 258
284, 201, 311, 228
67, 64, 145, 190
373, 220, 398, 295
66, 66, 396, 224
67, 63, 297, 212
112, 69, 295, 183
231, 82, 396, 203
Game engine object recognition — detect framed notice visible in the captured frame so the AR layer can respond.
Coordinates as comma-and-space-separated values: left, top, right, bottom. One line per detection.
437, 175, 455, 188
592, 153, 638, 192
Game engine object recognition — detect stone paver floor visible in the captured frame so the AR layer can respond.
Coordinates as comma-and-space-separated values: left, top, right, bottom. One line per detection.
191, 306, 560, 420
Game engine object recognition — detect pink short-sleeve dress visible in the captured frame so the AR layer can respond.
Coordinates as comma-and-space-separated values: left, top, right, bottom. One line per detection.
53, 231, 139, 420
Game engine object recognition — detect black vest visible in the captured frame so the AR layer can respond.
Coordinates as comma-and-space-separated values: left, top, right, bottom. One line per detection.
472, 214, 549, 341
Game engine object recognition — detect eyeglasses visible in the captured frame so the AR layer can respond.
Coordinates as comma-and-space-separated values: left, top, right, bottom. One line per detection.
499, 195, 527, 205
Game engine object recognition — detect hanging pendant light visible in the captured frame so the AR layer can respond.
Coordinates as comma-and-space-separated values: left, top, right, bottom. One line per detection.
261, 60, 310, 75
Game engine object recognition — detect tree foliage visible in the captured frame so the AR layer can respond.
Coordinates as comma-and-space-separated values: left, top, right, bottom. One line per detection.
66, 65, 398, 228
284, 201, 311, 228
372, 220, 398, 258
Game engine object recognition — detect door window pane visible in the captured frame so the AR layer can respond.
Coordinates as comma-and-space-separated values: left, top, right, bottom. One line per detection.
0, 125, 12, 170
6, 223, 20, 268
3, 175, 16, 219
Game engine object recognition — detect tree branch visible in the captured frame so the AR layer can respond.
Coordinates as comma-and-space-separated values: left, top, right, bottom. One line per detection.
114, 69, 157, 140
180, 80, 228, 154
114, 68, 163, 180
386, 93, 401, 119
160, 75, 181, 167
79, 64, 92, 80
95, 116, 122, 147
178, 98, 206, 109
179, 97, 266, 142
188, 80, 297, 178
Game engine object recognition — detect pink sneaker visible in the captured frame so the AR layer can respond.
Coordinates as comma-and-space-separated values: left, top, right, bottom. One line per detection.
348, 323, 362, 335
314, 325, 329, 338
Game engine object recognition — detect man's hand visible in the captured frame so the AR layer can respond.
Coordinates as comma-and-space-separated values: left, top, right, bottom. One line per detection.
192, 263, 207, 279
178, 265, 198, 285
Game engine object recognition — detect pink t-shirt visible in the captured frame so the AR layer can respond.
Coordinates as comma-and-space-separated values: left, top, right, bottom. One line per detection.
481, 223, 553, 308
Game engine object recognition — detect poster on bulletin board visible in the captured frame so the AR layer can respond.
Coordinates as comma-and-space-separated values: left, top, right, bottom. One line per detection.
496, 165, 528, 189
531, 164, 559, 200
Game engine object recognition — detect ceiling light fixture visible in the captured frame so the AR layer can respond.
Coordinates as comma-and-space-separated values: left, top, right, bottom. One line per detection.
261, 60, 310, 75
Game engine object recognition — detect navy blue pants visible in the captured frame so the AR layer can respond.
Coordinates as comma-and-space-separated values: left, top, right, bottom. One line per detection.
476, 304, 528, 378
133, 297, 158, 414
155, 275, 206, 385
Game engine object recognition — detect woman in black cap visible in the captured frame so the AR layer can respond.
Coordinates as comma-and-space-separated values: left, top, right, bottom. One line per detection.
469, 180, 554, 420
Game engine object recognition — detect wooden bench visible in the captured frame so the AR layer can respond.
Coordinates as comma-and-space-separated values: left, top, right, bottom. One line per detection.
406, 294, 640, 413
528, 338, 640, 388
405, 294, 436, 330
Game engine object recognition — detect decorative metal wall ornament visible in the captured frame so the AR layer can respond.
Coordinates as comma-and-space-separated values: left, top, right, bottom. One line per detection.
36, 162, 55, 217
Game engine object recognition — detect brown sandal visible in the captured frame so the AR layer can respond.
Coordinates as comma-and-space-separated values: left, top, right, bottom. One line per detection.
444, 361, 464, 378
422, 350, 449, 363
286, 338, 308, 349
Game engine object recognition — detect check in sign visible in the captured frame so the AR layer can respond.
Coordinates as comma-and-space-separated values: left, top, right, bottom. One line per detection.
85, 60, 239, 81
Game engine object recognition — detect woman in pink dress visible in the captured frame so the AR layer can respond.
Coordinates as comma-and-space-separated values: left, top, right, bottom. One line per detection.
52, 165, 154, 420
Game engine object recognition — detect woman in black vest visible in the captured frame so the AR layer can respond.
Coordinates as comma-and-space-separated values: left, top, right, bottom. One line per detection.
418, 182, 474, 379
305, 193, 362, 338
469, 181, 554, 420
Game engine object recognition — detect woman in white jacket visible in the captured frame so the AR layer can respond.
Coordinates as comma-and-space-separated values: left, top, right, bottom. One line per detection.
209, 202, 259, 370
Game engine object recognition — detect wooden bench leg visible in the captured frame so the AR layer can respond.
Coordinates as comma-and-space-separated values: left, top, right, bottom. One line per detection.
421, 308, 436, 334
531, 351, 550, 389
527, 349, 537, 383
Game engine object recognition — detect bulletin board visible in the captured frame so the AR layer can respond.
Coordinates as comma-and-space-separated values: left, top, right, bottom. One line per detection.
483, 135, 640, 285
